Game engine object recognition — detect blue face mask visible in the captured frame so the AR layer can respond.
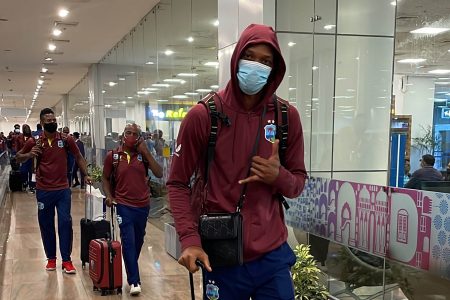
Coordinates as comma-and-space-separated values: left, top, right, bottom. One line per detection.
237, 59, 272, 95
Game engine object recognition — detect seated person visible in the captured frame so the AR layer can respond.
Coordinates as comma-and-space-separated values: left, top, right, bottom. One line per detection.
404, 154, 443, 190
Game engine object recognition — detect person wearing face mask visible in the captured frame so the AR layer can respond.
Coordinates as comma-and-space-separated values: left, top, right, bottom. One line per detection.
167, 24, 306, 299
8, 124, 21, 156
16, 108, 92, 274
102, 123, 163, 296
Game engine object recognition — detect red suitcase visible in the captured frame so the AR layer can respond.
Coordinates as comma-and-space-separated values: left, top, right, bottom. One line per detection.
89, 206, 122, 295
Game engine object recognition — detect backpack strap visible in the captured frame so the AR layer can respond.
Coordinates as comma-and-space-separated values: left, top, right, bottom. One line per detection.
198, 92, 231, 182
273, 95, 290, 210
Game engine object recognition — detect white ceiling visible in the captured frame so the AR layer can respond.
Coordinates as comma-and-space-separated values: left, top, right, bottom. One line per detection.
0, 0, 159, 124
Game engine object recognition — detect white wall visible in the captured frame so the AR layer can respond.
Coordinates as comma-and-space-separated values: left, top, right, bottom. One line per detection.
393, 75, 435, 171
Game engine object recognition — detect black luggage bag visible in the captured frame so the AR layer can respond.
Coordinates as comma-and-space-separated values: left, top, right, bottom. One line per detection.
9, 170, 22, 192
80, 186, 110, 269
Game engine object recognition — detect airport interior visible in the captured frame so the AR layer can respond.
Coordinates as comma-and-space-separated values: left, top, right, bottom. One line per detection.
1, 0, 450, 299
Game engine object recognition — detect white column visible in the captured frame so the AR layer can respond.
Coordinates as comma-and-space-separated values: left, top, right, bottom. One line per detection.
88, 64, 106, 164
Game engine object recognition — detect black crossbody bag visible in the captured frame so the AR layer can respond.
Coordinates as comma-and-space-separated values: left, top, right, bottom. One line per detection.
198, 103, 266, 268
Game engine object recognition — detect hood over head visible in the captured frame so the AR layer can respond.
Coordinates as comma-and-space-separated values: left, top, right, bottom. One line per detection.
219, 24, 286, 111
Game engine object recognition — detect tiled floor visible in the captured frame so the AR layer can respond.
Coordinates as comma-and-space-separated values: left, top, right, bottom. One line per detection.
0, 189, 202, 300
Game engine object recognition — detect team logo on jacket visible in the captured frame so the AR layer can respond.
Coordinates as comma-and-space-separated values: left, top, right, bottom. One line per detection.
206, 280, 219, 300
37, 202, 44, 210
137, 154, 142, 161
264, 120, 276, 143
57, 140, 64, 148
113, 153, 119, 160
116, 215, 122, 225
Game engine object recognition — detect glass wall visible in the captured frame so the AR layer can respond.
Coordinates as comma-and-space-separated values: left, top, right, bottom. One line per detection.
97, 0, 218, 154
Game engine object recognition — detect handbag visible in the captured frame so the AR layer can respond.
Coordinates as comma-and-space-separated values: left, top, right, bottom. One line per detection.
197, 104, 267, 268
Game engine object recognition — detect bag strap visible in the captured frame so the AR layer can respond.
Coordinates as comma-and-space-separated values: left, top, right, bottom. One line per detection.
273, 95, 290, 210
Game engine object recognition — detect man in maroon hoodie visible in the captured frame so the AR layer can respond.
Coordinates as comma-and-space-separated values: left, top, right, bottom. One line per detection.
168, 24, 307, 299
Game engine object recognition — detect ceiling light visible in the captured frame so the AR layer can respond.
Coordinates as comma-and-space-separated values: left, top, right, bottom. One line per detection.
121, 101, 126, 104
438, 78, 450, 80
118, 77, 125, 81
52, 28, 62, 36
48, 44, 56, 51
196, 89, 212, 93
127, 96, 133, 99
102, 90, 106, 94
152, 83, 170, 87
58, 9, 69, 18
40, 75, 44, 78
213, 20, 219, 27
163, 78, 185, 83
312, 66, 318, 70
210, 85, 219, 89
410, 27, 450, 34
288, 42, 296, 47
37, 85, 42, 89
390, 1, 396, 5
145, 61, 154, 65
44, 57, 53, 61
137, 91, 152, 95
108, 81, 117, 87
398, 58, 426, 64
105, 104, 112, 108
184, 92, 199, 96
143, 87, 159, 91
429, 69, 450, 75
323, 24, 336, 30
41, 67, 48, 73
172, 95, 189, 99
187, 36, 194, 43
204, 61, 219, 67
435, 82, 450, 85
38, 79, 44, 85
177, 73, 198, 77
157, 99, 169, 102
164, 49, 174, 56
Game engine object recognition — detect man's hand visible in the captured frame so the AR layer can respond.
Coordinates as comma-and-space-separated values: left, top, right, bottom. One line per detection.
136, 137, 146, 154
239, 139, 280, 185
30, 145, 42, 158
105, 197, 116, 207
178, 246, 212, 273
84, 175, 93, 186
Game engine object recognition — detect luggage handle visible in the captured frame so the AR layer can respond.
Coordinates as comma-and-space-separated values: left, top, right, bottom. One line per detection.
189, 260, 204, 300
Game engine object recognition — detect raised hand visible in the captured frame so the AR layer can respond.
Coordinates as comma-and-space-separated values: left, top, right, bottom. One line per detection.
238, 139, 280, 185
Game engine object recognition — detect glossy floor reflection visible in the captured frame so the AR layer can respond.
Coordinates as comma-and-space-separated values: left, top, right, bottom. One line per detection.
0, 189, 202, 300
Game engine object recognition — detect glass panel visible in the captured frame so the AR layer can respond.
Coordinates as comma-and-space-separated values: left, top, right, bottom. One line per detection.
276, 0, 314, 33
333, 36, 393, 172
311, 35, 334, 172
333, 171, 388, 186
277, 33, 313, 172
338, 0, 395, 36
314, 0, 337, 34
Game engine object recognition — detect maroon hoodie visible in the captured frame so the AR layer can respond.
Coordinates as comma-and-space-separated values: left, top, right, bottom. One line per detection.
167, 24, 307, 262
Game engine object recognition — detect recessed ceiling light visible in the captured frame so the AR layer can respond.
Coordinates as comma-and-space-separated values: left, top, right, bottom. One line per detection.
52, 28, 62, 36
157, 99, 169, 102
323, 24, 336, 30
410, 27, 450, 34
163, 78, 185, 83
172, 95, 189, 99
429, 69, 450, 75
213, 20, 219, 27
204, 61, 219, 67
196, 89, 212, 93
210, 85, 219, 89
40, 75, 44, 78
164, 49, 174, 56
288, 42, 296, 47
184, 92, 199, 96
390, 1, 396, 6
127, 96, 133, 99
44, 57, 53, 61
398, 58, 426, 64
38, 79, 44, 85
187, 36, 194, 43
102, 90, 106, 94
118, 77, 125, 81
48, 44, 56, 51
145, 61, 154, 65
152, 83, 170, 87
58, 9, 69, 18
121, 101, 126, 104
177, 73, 198, 77
108, 81, 117, 87
105, 104, 112, 108
41, 67, 48, 73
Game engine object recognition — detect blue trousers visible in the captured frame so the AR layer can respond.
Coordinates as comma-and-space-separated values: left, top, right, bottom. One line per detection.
36, 189, 73, 261
202, 242, 296, 300
116, 204, 150, 285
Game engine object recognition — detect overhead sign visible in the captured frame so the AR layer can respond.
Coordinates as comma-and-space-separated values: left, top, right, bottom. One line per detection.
151, 108, 188, 120
442, 107, 450, 119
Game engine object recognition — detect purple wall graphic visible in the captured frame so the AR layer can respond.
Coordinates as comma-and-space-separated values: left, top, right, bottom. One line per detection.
285, 177, 449, 279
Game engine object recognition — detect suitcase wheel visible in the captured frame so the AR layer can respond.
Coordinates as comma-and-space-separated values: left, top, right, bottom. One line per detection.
101, 290, 106, 296
117, 288, 122, 295
82, 262, 85, 270
93, 286, 98, 291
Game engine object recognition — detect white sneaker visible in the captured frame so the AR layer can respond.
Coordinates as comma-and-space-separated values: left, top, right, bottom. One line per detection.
130, 284, 141, 296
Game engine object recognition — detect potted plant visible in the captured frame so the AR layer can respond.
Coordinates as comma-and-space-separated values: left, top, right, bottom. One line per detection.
88, 165, 103, 190
412, 124, 440, 155
291, 244, 329, 300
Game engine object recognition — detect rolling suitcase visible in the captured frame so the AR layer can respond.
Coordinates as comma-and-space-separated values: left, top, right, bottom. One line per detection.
9, 170, 23, 192
89, 206, 122, 295
80, 185, 110, 269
